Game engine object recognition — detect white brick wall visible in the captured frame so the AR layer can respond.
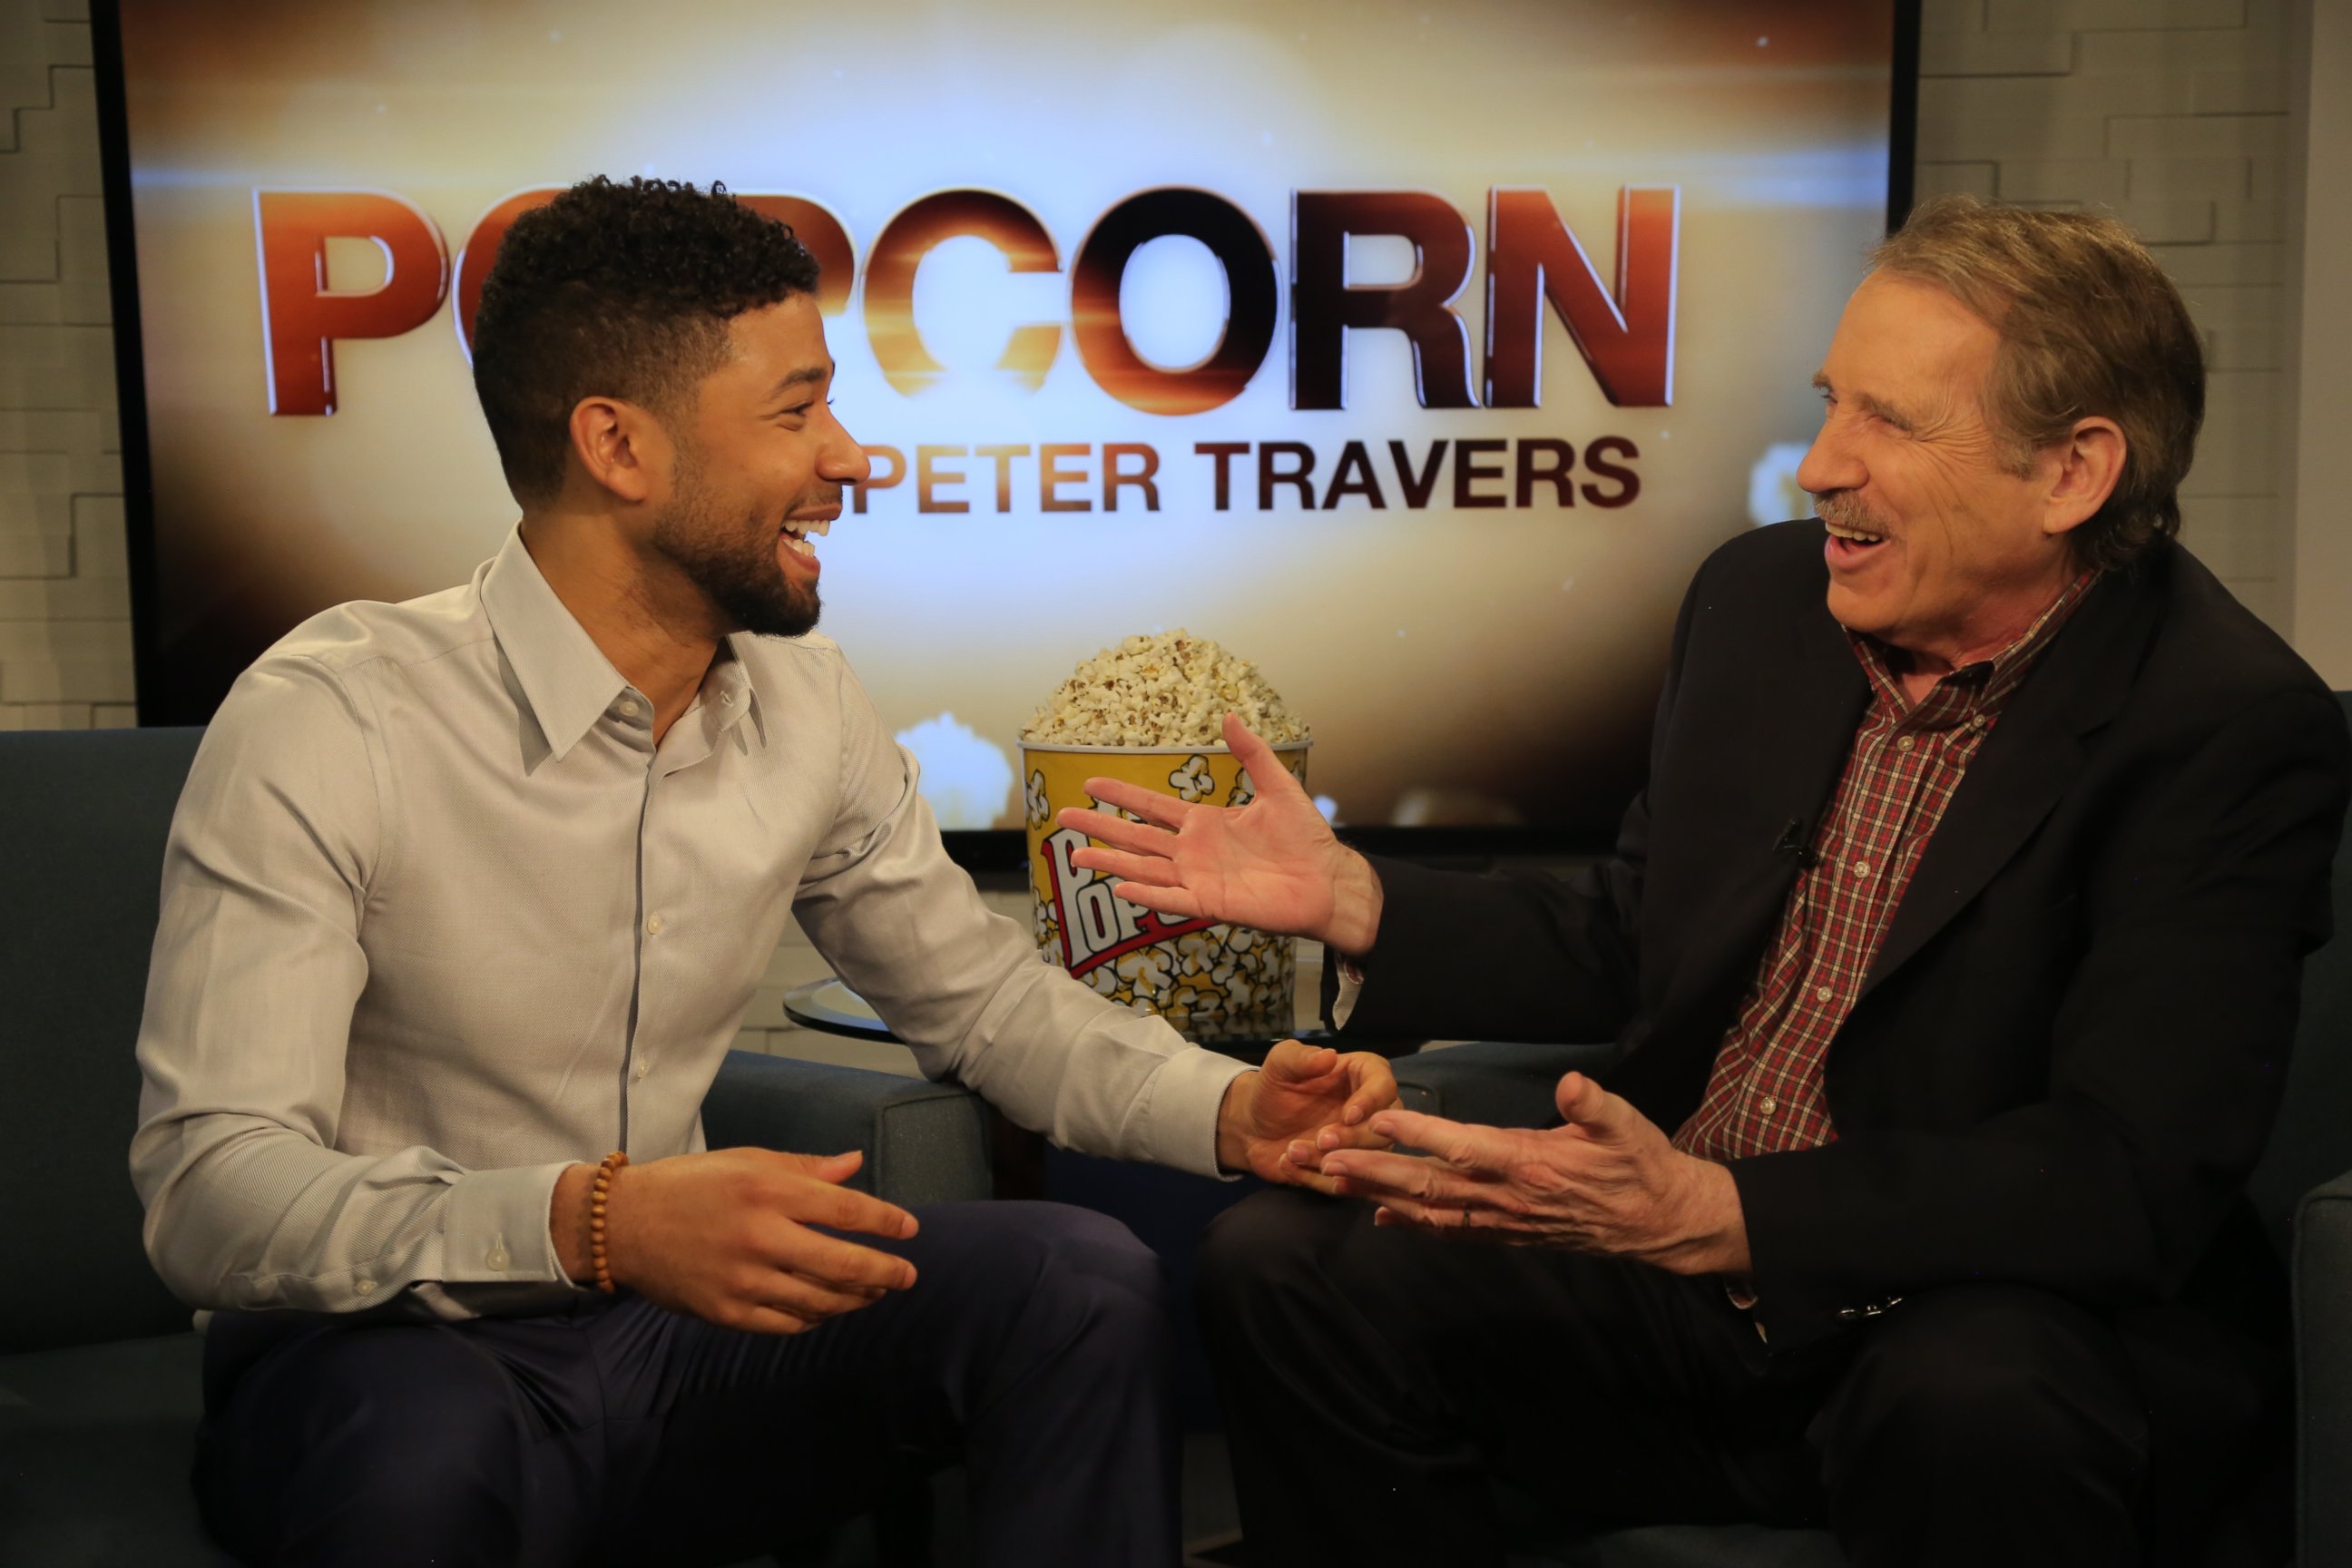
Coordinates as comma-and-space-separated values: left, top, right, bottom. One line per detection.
2289, 0, 2352, 688
0, 0, 132, 732
1918, 0, 2299, 630
0, 0, 2316, 1052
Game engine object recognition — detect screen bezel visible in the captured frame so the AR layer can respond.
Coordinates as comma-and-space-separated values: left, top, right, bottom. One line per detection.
90, 0, 1922, 871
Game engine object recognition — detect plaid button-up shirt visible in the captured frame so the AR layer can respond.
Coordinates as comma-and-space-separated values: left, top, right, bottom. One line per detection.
1671, 570, 2101, 1163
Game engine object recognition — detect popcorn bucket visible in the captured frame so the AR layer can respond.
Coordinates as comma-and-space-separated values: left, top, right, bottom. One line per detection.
1022, 740, 1311, 1044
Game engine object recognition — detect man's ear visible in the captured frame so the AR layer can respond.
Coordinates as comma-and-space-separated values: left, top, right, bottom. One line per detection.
2043, 416, 2126, 540
566, 396, 667, 505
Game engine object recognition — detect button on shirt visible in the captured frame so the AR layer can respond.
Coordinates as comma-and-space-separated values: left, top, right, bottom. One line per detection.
131, 528, 1247, 1320
1671, 570, 2100, 1162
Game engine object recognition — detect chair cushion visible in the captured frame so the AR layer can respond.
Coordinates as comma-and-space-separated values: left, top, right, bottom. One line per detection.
703, 1049, 992, 1206
0, 1330, 238, 1566
2298, 1171, 2352, 1568
1394, 1039, 1624, 1128
2245, 691, 2352, 1256
0, 728, 209, 1350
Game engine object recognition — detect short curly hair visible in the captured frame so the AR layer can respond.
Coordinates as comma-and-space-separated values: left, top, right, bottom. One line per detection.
471, 176, 822, 505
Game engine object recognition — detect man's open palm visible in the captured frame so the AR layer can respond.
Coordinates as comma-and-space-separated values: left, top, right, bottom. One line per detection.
1055, 713, 1379, 951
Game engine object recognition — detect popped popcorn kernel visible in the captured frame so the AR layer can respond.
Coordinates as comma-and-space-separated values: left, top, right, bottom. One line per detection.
1021, 630, 1308, 747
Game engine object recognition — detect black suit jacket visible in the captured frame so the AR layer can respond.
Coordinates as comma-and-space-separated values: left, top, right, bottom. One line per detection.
1342, 524, 2350, 1388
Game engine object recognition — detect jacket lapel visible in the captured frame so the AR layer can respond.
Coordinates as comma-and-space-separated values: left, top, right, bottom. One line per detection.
1860, 555, 2165, 995
1660, 583, 1872, 1040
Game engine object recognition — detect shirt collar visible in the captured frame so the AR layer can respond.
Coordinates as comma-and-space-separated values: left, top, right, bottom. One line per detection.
478, 527, 633, 762
1973, 566, 2102, 707
1849, 566, 2102, 730
708, 635, 767, 743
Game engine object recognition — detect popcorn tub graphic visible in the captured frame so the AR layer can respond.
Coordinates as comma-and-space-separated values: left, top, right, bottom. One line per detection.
1021, 740, 1312, 1044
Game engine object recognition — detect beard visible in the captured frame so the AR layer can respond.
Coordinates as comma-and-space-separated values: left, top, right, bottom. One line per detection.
650, 446, 821, 641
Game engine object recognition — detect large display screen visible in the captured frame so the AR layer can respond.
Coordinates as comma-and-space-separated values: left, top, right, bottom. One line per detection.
100, 0, 1908, 845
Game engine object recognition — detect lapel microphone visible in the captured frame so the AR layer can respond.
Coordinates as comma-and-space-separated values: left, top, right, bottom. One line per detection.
1774, 818, 1822, 868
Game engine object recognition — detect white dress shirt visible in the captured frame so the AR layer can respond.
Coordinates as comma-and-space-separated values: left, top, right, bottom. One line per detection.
131, 527, 1246, 1321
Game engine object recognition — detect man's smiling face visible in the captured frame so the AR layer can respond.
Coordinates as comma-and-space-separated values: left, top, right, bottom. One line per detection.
1796, 272, 2079, 672
650, 292, 870, 640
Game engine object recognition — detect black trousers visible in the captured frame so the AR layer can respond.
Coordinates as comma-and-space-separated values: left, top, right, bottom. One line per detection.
1197, 1189, 2151, 1567
195, 1200, 1180, 1568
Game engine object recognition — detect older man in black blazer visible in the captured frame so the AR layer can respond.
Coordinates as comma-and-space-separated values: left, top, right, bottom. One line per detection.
1061, 196, 2352, 1567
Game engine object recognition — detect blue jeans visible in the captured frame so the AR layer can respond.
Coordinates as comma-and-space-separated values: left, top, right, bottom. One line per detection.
194, 1200, 1179, 1567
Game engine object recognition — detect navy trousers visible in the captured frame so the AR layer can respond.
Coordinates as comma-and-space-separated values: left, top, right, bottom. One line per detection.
1199, 1188, 2155, 1568
193, 1200, 1179, 1568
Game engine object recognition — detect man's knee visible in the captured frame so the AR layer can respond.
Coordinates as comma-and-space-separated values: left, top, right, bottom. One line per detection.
982, 1200, 1171, 1357
203, 1322, 543, 1563
1198, 1188, 1354, 1310
1819, 1285, 2148, 1484
1195, 1188, 1387, 1373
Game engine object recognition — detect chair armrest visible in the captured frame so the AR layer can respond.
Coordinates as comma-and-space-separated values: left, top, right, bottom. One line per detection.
1391, 1040, 1623, 1126
702, 1050, 993, 1207
2296, 1168, 2352, 1567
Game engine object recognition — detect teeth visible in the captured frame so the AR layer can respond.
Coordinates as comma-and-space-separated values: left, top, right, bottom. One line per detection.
782, 535, 815, 558
1827, 524, 1885, 543
807, 519, 830, 537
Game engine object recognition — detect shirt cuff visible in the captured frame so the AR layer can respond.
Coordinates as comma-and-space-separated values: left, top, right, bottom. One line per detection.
439, 1161, 582, 1287
1724, 1279, 1768, 1342
1332, 956, 1366, 1029
1139, 1044, 1253, 1180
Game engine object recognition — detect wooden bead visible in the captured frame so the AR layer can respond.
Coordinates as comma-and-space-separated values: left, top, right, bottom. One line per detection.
591, 1151, 628, 1296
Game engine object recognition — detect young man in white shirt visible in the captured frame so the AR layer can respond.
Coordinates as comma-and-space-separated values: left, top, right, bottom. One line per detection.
132, 175, 1395, 1568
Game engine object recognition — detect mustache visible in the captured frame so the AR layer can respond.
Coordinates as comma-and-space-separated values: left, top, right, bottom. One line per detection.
1814, 490, 1893, 535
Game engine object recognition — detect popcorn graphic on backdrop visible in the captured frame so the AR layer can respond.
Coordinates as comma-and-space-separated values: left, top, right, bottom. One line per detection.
1748, 442, 1815, 529
893, 711, 1014, 828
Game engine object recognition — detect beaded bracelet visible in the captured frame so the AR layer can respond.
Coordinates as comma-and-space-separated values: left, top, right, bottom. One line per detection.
590, 1150, 628, 1294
